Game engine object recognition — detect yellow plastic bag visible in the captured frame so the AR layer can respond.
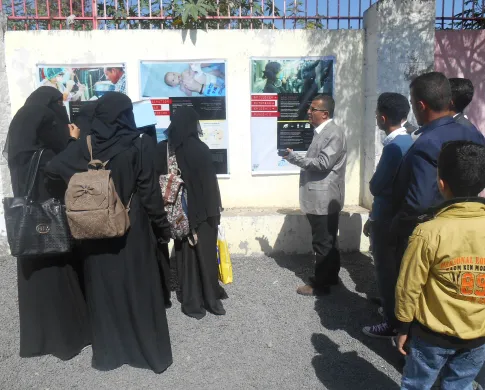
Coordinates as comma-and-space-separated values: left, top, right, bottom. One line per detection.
217, 226, 233, 284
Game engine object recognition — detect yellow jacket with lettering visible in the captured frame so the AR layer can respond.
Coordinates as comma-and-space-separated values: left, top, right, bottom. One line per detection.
395, 200, 485, 340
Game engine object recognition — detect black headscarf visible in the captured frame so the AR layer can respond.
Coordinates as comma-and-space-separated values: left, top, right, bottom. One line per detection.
45, 92, 140, 185
86, 92, 140, 162
3, 87, 70, 164
166, 106, 222, 228
74, 102, 96, 140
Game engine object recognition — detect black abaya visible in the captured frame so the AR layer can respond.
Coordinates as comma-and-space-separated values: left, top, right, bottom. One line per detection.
46, 93, 173, 373
5, 87, 90, 360
154, 109, 227, 320
174, 217, 227, 319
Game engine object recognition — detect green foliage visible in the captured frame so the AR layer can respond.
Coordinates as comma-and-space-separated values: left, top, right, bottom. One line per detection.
4, 0, 94, 30
1, 0, 325, 30
451, 0, 485, 29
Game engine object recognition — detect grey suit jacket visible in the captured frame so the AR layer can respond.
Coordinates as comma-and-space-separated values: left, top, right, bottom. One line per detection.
287, 120, 347, 215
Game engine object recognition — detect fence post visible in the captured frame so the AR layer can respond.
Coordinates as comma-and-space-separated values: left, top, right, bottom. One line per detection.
92, 0, 98, 29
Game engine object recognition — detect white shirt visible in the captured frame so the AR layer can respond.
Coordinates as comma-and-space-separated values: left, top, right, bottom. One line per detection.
314, 119, 333, 135
453, 113, 469, 119
382, 127, 408, 147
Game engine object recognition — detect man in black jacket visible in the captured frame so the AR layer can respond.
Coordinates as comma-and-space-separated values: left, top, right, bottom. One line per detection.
449, 78, 478, 131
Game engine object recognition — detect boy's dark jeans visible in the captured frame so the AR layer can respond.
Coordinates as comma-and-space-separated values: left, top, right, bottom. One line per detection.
401, 335, 485, 390
371, 220, 400, 325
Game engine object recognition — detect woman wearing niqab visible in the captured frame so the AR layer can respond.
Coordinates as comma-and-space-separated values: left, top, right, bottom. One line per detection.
45, 92, 173, 373
4, 87, 90, 360
154, 106, 227, 320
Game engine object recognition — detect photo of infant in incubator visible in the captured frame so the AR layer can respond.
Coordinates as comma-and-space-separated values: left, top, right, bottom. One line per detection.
164, 63, 225, 97
140, 61, 226, 98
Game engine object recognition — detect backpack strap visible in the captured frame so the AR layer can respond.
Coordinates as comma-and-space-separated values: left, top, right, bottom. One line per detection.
24, 149, 45, 200
166, 142, 169, 175
167, 143, 181, 175
87, 135, 109, 169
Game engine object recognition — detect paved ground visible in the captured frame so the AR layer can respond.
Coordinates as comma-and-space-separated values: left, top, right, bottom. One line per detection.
0, 251, 484, 389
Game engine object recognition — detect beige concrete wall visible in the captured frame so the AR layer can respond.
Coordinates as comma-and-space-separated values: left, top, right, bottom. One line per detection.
4, 29, 364, 210
361, 0, 436, 209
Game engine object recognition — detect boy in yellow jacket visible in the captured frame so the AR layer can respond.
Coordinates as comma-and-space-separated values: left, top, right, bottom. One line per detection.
395, 141, 485, 390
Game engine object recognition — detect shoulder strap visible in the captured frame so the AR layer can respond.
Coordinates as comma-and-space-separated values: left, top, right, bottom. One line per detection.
25, 149, 45, 199
167, 143, 180, 174
87, 135, 94, 161
166, 142, 169, 173
86, 135, 109, 168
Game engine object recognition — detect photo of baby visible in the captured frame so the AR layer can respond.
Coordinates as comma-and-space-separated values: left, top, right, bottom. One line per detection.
141, 61, 226, 98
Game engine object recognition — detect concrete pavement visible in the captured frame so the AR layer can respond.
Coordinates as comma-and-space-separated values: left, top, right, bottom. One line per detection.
0, 251, 483, 389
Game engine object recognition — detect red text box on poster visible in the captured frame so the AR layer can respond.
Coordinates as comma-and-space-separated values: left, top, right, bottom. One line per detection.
251, 101, 277, 106
251, 95, 278, 101
251, 112, 280, 117
151, 99, 172, 105
251, 106, 278, 111
154, 110, 171, 116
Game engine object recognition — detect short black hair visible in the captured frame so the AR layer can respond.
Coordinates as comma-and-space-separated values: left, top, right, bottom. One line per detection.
449, 78, 474, 113
438, 141, 485, 197
409, 72, 451, 112
313, 94, 335, 117
377, 93, 411, 126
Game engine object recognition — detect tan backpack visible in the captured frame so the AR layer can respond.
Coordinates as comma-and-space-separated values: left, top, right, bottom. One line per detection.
65, 135, 131, 240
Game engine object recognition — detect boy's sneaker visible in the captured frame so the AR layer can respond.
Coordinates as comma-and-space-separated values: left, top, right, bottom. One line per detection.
473, 381, 483, 390
362, 322, 397, 339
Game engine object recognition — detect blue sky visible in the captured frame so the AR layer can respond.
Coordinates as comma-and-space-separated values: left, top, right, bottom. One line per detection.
266, 0, 467, 29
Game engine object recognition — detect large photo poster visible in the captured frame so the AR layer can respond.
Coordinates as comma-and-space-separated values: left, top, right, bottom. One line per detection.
250, 57, 335, 174
140, 60, 229, 175
36, 64, 127, 122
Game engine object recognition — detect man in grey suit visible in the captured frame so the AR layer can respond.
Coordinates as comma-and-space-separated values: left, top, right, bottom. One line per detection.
285, 95, 347, 296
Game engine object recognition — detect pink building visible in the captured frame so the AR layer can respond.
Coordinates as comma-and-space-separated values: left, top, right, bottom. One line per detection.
435, 30, 485, 135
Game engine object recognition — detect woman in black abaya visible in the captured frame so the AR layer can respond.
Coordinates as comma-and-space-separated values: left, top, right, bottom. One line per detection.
45, 92, 173, 373
73, 102, 173, 308
4, 87, 90, 360
154, 106, 227, 320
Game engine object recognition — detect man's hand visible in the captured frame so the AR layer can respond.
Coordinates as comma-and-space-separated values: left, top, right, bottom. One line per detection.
396, 333, 408, 356
283, 148, 293, 160
363, 219, 372, 237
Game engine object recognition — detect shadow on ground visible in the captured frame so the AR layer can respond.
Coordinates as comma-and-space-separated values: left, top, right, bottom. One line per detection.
312, 252, 402, 389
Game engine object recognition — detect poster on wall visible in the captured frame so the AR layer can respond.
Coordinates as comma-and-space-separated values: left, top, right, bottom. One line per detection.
139, 60, 228, 175
36, 64, 127, 122
250, 56, 335, 175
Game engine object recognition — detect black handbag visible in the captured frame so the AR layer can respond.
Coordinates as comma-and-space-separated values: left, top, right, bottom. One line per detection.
3, 149, 73, 257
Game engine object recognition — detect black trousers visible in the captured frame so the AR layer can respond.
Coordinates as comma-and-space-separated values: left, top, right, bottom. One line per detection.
371, 220, 398, 325
307, 213, 341, 286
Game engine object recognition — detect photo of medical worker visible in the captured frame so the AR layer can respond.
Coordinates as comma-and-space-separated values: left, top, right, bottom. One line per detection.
251, 58, 333, 96
37, 65, 127, 102
140, 61, 226, 98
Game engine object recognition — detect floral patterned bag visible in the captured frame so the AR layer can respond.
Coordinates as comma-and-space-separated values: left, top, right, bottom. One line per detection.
159, 144, 194, 243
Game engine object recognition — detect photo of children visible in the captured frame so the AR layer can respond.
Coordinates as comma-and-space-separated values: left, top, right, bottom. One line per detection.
140, 61, 226, 98
251, 58, 333, 96
37, 65, 127, 102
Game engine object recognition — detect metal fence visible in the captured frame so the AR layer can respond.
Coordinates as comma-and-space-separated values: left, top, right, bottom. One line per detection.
0, 0, 484, 30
